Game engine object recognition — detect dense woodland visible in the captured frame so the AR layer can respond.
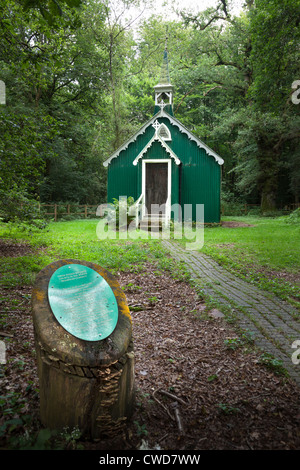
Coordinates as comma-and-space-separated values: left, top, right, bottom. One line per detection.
0, 0, 299, 223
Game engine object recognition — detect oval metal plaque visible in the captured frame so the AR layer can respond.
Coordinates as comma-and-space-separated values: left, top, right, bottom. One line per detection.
48, 264, 118, 341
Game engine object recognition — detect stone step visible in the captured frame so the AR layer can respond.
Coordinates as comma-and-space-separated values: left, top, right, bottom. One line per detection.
141, 214, 165, 221
139, 214, 167, 231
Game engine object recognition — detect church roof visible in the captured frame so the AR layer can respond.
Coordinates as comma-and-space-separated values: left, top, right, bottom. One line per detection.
103, 108, 224, 167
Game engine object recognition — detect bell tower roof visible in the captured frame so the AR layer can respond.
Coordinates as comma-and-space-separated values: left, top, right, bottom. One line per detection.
159, 48, 171, 85
154, 46, 174, 115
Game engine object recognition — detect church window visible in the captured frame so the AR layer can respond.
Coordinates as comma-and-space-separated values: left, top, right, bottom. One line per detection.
158, 123, 171, 141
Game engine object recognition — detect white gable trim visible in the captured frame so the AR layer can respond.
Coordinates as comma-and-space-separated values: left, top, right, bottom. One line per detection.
103, 109, 224, 167
133, 134, 180, 166
163, 112, 224, 165
103, 113, 161, 167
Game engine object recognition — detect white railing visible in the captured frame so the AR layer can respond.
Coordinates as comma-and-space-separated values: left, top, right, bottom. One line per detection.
128, 193, 172, 229
164, 194, 171, 228
130, 194, 144, 228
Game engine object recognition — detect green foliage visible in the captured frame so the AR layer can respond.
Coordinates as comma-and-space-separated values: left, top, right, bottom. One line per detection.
18, 0, 82, 27
285, 208, 300, 225
217, 109, 296, 210
258, 353, 288, 377
134, 420, 148, 437
217, 403, 241, 415
0, 0, 114, 213
0, 184, 47, 230
248, 0, 300, 113
0, 0, 299, 216
221, 189, 247, 216
224, 337, 243, 350
0, 108, 51, 194
106, 197, 136, 229
168, 1, 299, 208
0, 387, 38, 449
0, 255, 48, 287
224, 332, 255, 350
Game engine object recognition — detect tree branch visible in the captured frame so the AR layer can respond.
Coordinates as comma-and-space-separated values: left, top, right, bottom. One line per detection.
180, 0, 232, 30
203, 85, 224, 96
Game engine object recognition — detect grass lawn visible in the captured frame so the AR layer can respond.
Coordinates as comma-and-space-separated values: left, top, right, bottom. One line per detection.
0, 219, 187, 288
0, 215, 299, 307
202, 216, 300, 274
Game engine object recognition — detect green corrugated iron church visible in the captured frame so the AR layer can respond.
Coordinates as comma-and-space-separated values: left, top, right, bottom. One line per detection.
103, 49, 224, 224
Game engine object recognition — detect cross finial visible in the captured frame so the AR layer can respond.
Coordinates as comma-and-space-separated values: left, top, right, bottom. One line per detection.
158, 100, 166, 111
152, 120, 161, 134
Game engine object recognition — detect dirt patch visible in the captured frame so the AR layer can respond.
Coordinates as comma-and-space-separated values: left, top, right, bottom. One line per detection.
221, 221, 254, 228
215, 243, 236, 249
1, 247, 300, 450
0, 239, 35, 258
254, 266, 300, 287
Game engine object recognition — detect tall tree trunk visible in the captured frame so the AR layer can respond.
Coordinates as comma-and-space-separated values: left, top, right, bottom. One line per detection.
258, 146, 279, 212
108, 31, 122, 150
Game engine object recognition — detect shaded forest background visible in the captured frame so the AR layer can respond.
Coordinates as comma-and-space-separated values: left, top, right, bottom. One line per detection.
0, 0, 299, 223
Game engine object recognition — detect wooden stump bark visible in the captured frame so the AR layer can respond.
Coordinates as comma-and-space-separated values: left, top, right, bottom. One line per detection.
31, 259, 135, 439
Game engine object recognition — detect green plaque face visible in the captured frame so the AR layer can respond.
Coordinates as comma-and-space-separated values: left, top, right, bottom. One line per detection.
48, 264, 118, 341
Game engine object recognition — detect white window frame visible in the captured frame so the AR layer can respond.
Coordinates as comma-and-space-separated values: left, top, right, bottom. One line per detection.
157, 123, 172, 141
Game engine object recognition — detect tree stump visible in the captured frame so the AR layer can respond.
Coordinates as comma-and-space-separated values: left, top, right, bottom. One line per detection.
31, 259, 135, 439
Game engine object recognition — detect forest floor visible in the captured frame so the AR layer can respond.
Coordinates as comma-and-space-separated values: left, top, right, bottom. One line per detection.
1, 238, 300, 451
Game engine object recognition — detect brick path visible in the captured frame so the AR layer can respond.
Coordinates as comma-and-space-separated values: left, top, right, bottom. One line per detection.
162, 240, 300, 386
